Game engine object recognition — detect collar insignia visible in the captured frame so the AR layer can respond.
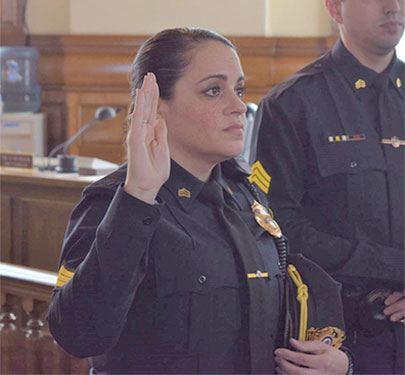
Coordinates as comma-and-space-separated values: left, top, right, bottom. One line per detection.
355, 79, 366, 89
397, 78, 402, 88
249, 160, 271, 194
177, 188, 191, 199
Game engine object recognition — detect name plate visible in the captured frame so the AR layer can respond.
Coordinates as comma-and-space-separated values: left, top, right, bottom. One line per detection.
0, 152, 33, 168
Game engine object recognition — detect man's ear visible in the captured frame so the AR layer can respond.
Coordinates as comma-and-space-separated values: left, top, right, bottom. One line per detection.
325, 0, 344, 25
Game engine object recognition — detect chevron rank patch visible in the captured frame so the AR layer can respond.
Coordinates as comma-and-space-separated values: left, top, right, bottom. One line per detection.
178, 188, 191, 199
328, 134, 365, 143
355, 79, 366, 89
249, 160, 271, 194
55, 264, 74, 288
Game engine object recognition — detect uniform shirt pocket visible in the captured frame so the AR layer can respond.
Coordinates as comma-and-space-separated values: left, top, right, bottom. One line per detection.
312, 131, 386, 177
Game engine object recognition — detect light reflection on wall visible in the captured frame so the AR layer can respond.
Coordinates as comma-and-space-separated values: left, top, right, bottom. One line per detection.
397, 35, 405, 61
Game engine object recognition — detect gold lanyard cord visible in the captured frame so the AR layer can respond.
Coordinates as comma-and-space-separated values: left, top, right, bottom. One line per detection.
287, 264, 309, 341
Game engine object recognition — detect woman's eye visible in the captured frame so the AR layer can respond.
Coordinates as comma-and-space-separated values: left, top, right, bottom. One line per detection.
204, 87, 221, 97
236, 87, 245, 98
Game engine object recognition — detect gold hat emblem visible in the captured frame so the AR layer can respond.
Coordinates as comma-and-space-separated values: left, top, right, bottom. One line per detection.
397, 78, 402, 88
355, 79, 366, 89
177, 188, 191, 199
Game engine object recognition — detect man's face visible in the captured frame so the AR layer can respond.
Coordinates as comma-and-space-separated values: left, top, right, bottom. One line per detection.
328, 0, 405, 56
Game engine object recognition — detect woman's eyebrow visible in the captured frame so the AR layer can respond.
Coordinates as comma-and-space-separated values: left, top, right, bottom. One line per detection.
197, 74, 245, 84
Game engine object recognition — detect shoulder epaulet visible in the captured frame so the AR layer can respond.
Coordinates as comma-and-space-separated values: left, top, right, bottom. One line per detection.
82, 163, 127, 196
270, 51, 331, 100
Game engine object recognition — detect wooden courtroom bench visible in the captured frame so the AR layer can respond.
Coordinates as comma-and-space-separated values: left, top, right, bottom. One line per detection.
1, 167, 101, 272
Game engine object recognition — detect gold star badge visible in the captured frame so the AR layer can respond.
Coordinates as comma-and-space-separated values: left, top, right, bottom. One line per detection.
397, 78, 402, 88
178, 188, 191, 198
355, 79, 366, 89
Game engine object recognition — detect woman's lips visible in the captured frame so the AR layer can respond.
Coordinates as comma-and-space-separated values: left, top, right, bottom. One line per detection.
225, 124, 244, 136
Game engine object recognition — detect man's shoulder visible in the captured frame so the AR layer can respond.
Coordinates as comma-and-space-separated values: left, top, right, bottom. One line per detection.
268, 51, 332, 102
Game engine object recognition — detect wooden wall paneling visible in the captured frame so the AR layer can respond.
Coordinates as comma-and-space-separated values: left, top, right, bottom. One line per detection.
32, 34, 141, 88
1, 170, 92, 271
29, 34, 337, 162
10, 194, 74, 272
1, 195, 12, 263
66, 91, 130, 163
0, 0, 27, 45
19, 197, 74, 271
239, 55, 273, 103
40, 90, 67, 154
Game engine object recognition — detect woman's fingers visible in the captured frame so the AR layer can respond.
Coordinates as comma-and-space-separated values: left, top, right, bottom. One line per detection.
138, 72, 158, 125
131, 88, 145, 129
148, 74, 159, 126
154, 118, 168, 150
142, 73, 153, 122
130, 73, 156, 129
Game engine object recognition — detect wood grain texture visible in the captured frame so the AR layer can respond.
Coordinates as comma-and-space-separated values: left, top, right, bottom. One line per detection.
30, 34, 337, 162
0, 168, 99, 271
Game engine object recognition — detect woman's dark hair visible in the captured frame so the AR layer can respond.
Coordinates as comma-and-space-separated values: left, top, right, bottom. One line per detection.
128, 27, 236, 117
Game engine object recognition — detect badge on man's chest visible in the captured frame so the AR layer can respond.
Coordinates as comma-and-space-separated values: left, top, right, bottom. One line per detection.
251, 200, 282, 238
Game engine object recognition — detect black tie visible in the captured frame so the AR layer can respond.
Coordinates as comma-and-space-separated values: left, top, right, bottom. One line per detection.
200, 181, 275, 374
374, 75, 405, 248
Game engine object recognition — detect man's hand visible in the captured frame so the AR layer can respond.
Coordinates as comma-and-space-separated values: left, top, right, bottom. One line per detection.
274, 338, 349, 375
384, 289, 405, 323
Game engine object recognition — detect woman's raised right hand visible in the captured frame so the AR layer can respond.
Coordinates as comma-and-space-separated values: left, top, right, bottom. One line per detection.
124, 73, 170, 204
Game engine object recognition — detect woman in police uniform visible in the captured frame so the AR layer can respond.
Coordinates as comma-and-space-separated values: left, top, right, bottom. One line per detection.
47, 28, 350, 374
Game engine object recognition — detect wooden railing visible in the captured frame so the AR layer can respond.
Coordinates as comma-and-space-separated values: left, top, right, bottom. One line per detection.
0, 262, 90, 374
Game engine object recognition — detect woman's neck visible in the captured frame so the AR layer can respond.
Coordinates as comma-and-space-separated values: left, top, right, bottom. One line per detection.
171, 154, 216, 182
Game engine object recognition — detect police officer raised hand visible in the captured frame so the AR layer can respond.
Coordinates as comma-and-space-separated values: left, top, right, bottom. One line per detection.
124, 72, 170, 204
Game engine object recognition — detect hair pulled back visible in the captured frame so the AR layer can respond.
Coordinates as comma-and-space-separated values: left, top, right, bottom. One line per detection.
128, 27, 236, 117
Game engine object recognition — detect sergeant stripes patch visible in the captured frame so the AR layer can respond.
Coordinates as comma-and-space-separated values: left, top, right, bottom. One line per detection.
249, 160, 271, 194
55, 264, 74, 288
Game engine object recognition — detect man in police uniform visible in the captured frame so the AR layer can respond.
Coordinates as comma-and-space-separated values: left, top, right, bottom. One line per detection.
254, 0, 405, 373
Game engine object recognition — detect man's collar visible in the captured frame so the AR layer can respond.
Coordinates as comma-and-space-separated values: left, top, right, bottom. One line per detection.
331, 39, 403, 96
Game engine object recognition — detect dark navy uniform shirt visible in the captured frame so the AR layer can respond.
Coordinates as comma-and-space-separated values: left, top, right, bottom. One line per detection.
255, 39, 404, 292
47, 160, 284, 374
